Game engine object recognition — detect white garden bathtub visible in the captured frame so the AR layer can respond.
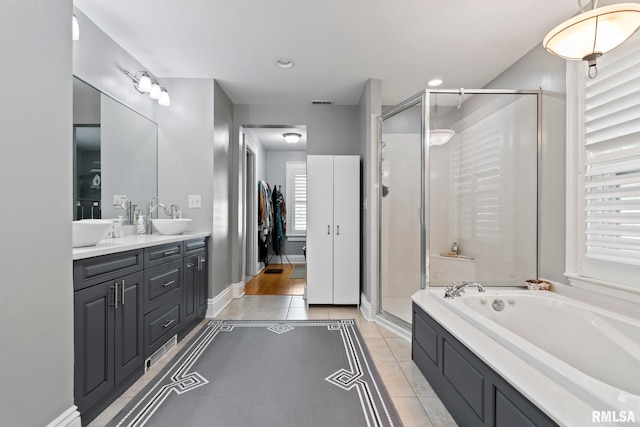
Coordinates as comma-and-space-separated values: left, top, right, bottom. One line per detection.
412, 288, 640, 426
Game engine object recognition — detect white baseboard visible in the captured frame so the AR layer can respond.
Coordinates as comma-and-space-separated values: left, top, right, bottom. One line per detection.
359, 292, 373, 321
266, 255, 306, 264
206, 285, 234, 318
46, 406, 81, 427
232, 281, 245, 298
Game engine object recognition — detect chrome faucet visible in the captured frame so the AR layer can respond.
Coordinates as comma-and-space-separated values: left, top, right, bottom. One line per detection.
444, 281, 486, 299
113, 200, 134, 224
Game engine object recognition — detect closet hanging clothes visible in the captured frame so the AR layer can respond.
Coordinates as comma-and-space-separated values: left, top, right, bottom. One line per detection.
271, 185, 287, 255
258, 181, 272, 265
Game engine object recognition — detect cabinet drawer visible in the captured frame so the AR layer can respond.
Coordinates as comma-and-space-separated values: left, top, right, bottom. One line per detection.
74, 250, 143, 290
144, 301, 181, 357
184, 238, 207, 255
144, 242, 183, 267
144, 260, 182, 313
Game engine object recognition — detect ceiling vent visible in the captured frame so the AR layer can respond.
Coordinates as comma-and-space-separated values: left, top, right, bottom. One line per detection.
311, 100, 333, 105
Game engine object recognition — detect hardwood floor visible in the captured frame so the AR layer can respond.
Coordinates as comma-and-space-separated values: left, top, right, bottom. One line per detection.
244, 263, 306, 295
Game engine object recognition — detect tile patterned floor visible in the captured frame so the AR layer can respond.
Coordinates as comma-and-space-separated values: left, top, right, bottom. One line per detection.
89, 295, 457, 427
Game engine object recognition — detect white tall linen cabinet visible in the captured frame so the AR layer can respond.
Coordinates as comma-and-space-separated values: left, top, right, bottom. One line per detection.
306, 155, 360, 305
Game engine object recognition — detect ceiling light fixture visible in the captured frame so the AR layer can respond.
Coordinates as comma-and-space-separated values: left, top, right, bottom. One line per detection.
427, 79, 443, 87
543, 1, 640, 78
275, 58, 295, 69
123, 70, 170, 107
283, 132, 302, 143
72, 14, 80, 41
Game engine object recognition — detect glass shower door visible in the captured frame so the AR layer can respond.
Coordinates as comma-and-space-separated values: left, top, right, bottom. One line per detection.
380, 100, 423, 324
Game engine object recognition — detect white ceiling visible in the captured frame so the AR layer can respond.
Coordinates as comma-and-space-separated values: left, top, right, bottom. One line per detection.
74, 0, 621, 106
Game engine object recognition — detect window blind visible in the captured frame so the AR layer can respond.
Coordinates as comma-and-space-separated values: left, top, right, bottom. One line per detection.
583, 39, 640, 267
455, 124, 502, 244
286, 162, 307, 234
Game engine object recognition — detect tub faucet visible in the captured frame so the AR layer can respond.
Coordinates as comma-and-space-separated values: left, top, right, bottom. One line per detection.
444, 281, 486, 299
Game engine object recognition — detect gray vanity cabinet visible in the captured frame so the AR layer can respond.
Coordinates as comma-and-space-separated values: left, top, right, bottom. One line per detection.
182, 238, 208, 327
73, 268, 144, 416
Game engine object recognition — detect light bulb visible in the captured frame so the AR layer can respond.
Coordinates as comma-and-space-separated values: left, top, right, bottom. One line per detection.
137, 72, 152, 93
149, 81, 161, 100
158, 88, 170, 106
72, 14, 79, 41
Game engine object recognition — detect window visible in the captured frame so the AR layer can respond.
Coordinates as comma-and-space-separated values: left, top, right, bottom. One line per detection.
286, 162, 306, 237
567, 35, 640, 290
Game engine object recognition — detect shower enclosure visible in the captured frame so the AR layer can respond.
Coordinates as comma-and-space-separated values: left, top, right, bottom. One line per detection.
379, 89, 540, 327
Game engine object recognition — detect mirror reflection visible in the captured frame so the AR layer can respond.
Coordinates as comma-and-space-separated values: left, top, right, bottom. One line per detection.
72, 77, 158, 221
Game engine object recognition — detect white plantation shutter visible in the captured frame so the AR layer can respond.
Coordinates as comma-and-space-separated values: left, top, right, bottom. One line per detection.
286, 162, 307, 235
455, 122, 502, 244
581, 36, 640, 281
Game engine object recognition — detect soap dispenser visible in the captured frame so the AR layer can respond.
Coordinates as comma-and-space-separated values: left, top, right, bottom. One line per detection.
452, 241, 458, 255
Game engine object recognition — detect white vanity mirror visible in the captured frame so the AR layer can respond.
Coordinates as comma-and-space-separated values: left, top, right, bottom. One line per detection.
73, 77, 158, 221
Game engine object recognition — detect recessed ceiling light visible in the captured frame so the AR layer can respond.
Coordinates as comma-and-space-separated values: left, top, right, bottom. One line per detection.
428, 79, 443, 87
275, 58, 295, 69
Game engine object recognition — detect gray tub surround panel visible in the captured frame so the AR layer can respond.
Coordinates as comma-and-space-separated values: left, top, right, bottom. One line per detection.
73, 234, 209, 425
411, 290, 596, 426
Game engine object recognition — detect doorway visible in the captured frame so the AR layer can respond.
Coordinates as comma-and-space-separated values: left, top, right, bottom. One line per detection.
241, 125, 308, 295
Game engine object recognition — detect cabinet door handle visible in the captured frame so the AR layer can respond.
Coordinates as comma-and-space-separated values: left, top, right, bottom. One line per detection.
162, 319, 175, 329
336, 225, 340, 235
327, 225, 331, 235
112, 283, 118, 309
187, 262, 194, 268
121, 280, 125, 305
164, 250, 177, 256
162, 280, 175, 288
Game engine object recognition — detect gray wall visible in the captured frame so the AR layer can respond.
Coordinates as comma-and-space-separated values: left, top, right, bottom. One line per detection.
484, 44, 568, 284
213, 81, 235, 294
0, 1, 76, 425
359, 79, 382, 302
265, 150, 307, 256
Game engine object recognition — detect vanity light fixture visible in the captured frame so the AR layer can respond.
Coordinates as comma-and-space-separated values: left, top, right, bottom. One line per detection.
72, 14, 80, 41
123, 70, 170, 106
283, 132, 302, 143
543, 1, 640, 78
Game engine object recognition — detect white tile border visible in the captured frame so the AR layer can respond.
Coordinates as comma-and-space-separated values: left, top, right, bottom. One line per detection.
45, 406, 81, 427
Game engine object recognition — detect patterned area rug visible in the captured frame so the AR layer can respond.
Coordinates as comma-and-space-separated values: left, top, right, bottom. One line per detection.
107, 320, 402, 427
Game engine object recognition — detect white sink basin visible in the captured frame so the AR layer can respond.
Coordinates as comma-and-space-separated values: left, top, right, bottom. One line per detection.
72, 219, 113, 247
151, 218, 192, 235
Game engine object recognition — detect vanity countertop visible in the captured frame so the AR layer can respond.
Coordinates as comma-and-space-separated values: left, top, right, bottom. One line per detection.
73, 231, 211, 260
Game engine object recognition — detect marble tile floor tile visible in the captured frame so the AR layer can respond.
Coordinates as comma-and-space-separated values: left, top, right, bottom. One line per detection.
88, 296, 456, 427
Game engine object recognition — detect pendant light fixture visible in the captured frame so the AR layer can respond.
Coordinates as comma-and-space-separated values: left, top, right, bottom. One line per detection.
429, 95, 455, 146
543, 1, 640, 78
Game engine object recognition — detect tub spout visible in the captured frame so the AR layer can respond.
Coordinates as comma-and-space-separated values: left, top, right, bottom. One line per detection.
444, 281, 486, 299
